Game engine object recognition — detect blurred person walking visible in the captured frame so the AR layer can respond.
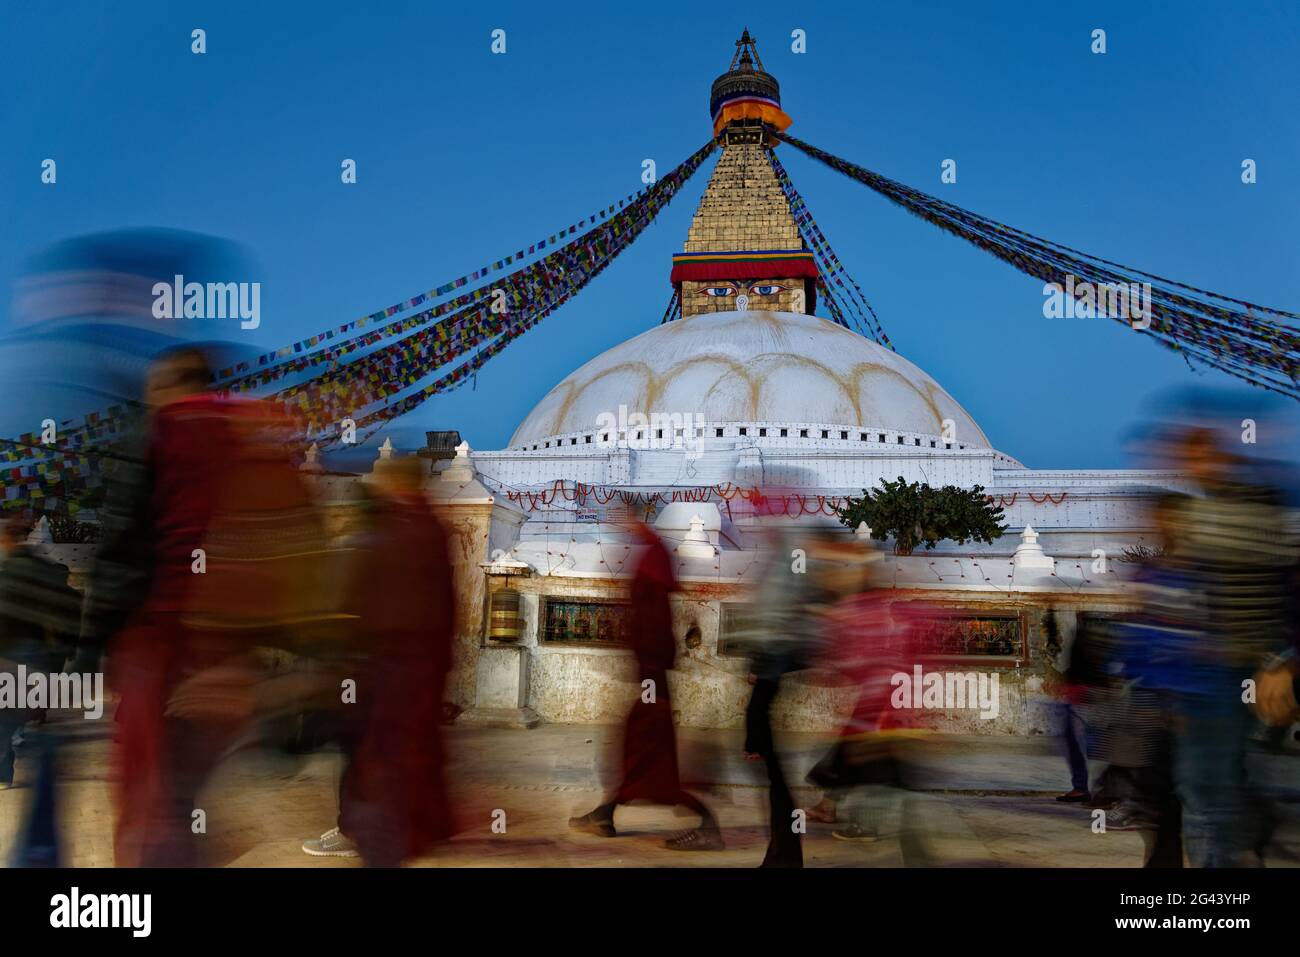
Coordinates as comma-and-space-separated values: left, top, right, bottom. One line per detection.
101, 347, 328, 865
1043, 610, 1095, 805
808, 556, 935, 865
1160, 427, 1296, 866
735, 521, 846, 867
1101, 494, 1195, 865
308, 455, 459, 866
0, 513, 82, 790
569, 521, 723, 851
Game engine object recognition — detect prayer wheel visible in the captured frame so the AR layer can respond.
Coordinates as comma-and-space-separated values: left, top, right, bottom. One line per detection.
488, 587, 522, 642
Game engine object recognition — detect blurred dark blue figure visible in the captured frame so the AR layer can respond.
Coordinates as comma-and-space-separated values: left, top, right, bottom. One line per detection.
1104, 495, 1190, 864
0, 230, 261, 672
1119, 389, 1300, 866
0, 514, 82, 789
1, 229, 261, 867
9, 727, 61, 867
1142, 420, 1296, 865
0, 513, 81, 867
2, 228, 257, 409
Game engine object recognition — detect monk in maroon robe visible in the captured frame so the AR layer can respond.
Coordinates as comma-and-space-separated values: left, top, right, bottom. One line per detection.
330, 456, 458, 866
112, 352, 325, 866
569, 522, 722, 851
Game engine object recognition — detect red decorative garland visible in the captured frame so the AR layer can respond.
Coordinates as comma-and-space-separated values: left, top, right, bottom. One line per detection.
499, 479, 847, 517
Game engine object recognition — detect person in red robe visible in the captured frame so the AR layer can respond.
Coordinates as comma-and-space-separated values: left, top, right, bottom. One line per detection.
310, 455, 458, 867
568, 521, 723, 851
807, 584, 936, 862
109, 348, 241, 867
107, 346, 328, 866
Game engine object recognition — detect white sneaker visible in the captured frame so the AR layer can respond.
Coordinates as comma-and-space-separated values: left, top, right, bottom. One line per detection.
302, 826, 360, 858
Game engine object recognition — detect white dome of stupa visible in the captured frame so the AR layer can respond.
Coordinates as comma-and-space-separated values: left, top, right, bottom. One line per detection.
509, 309, 989, 450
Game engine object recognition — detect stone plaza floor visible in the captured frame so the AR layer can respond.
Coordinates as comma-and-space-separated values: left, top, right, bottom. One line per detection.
2, 713, 1298, 868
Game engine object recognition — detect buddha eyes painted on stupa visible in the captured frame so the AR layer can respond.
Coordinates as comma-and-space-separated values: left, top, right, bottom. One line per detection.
699, 281, 787, 298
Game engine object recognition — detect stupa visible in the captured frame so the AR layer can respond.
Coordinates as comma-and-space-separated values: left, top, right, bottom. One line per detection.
409, 32, 1186, 735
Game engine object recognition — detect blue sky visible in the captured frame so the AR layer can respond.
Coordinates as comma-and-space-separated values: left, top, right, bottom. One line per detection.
3, 0, 1298, 468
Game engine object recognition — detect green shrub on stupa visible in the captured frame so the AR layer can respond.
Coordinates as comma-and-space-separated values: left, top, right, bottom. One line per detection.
838, 477, 1007, 556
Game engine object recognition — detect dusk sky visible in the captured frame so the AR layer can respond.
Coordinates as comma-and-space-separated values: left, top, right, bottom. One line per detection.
4, 1, 1298, 468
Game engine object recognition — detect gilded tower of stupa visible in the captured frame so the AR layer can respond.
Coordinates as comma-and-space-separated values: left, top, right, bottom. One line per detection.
671, 30, 818, 318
